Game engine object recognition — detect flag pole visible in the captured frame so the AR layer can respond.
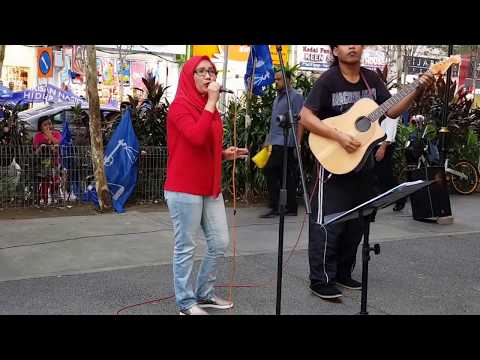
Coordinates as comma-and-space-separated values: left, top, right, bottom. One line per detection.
246, 46, 256, 127
244, 46, 257, 201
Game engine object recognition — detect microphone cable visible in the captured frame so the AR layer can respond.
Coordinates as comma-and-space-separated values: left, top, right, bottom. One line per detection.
115, 168, 318, 315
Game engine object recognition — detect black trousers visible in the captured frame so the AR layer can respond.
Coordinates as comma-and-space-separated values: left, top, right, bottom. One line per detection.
308, 162, 377, 286
263, 145, 298, 213
373, 143, 406, 206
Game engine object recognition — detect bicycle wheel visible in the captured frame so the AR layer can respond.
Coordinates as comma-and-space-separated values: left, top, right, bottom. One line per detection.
450, 160, 479, 195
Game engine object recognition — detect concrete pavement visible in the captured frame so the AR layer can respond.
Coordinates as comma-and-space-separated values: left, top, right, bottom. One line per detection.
0, 194, 479, 314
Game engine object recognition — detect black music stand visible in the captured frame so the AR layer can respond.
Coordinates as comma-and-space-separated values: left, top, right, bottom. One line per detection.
321, 179, 434, 315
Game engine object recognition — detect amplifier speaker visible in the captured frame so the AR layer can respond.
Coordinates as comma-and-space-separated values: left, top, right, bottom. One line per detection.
406, 166, 452, 220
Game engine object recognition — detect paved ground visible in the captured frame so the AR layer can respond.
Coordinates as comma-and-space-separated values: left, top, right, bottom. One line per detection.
0, 194, 479, 315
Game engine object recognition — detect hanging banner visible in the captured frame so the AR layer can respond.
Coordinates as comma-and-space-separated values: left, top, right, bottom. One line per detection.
102, 58, 116, 86
117, 60, 130, 85
60, 55, 72, 85
71, 45, 86, 76
22, 84, 87, 105
131, 61, 146, 89
96, 58, 104, 83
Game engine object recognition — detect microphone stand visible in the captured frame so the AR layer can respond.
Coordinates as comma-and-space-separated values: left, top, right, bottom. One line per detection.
274, 45, 311, 315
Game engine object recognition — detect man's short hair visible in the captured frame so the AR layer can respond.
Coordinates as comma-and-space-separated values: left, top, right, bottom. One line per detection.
275, 68, 292, 81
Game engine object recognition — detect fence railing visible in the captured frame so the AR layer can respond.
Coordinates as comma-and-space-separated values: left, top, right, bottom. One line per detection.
0, 145, 167, 209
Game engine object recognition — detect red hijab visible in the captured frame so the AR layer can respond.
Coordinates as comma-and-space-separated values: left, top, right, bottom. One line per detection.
173, 55, 218, 113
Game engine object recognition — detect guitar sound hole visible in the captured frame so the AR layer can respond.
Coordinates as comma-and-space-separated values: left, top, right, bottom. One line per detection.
355, 117, 371, 132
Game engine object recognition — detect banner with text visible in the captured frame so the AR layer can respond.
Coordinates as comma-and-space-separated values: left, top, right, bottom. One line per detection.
23, 84, 87, 105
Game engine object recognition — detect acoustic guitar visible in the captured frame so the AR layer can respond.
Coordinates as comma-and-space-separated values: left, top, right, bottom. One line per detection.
308, 55, 461, 175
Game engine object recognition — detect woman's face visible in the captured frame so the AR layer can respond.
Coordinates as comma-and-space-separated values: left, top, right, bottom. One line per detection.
193, 60, 217, 95
40, 119, 53, 133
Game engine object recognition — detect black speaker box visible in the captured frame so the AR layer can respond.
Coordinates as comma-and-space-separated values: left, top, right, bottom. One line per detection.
406, 166, 452, 220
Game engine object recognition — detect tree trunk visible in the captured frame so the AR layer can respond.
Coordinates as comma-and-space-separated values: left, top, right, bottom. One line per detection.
0, 45, 5, 80
396, 45, 403, 88
86, 45, 111, 211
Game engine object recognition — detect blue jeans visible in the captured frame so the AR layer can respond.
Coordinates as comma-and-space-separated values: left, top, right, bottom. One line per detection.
164, 190, 229, 311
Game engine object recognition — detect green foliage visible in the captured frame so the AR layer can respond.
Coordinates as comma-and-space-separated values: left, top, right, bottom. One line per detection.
121, 73, 170, 146
393, 75, 480, 180
392, 123, 416, 182
222, 86, 276, 202
137, 74, 170, 146
221, 69, 318, 202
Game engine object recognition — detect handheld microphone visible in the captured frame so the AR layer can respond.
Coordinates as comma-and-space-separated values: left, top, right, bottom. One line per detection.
219, 87, 234, 94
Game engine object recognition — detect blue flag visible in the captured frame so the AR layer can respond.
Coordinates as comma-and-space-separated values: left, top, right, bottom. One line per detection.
103, 108, 140, 213
60, 118, 73, 170
61, 118, 72, 146
244, 45, 275, 96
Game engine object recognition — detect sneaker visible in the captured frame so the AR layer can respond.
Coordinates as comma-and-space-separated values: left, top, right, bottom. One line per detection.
336, 277, 362, 290
197, 296, 234, 310
310, 283, 342, 299
179, 304, 209, 315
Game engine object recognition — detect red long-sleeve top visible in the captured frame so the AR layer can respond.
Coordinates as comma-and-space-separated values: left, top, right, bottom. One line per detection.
163, 103, 223, 197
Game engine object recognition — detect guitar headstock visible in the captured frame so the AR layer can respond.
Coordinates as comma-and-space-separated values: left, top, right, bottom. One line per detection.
430, 55, 461, 76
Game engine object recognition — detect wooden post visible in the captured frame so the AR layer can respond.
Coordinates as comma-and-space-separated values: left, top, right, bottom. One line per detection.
85, 45, 111, 210
0, 45, 5, 79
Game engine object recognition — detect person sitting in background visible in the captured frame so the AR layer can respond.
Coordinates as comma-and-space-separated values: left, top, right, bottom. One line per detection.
33, 116, 62, 205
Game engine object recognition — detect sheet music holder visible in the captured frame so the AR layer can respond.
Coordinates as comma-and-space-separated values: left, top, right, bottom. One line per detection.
322, 180, 434, 226
319, 179, 433, 315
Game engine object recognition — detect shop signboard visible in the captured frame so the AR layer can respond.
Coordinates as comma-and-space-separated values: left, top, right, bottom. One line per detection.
407, 56, 459, 77
361, 49, 386, 71
297, 45, 332, 71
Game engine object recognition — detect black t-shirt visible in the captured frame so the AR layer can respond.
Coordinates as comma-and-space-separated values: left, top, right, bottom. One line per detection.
304, 65, 391, 120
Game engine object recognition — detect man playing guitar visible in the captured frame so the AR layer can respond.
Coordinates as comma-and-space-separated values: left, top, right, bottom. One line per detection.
298, 45, 434, 299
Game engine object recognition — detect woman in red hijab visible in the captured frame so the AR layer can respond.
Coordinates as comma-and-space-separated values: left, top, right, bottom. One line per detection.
164, 56, 248, 315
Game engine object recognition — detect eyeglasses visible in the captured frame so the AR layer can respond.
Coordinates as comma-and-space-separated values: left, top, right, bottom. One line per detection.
194, 68, 218, 77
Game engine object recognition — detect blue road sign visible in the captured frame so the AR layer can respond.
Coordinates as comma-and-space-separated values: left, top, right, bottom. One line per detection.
39, 50, 52, 75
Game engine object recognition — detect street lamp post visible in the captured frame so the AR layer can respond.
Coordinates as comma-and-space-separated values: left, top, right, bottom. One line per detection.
439, 45, 454, 165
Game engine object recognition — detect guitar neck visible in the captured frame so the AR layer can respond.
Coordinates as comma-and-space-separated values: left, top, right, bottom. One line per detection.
368, 78, 420, 122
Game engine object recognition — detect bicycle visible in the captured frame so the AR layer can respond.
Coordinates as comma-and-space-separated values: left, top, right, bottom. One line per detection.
405, 113, 480, 195
446, 143, 479, 195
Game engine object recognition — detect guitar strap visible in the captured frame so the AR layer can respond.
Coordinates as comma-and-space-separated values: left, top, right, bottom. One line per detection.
360, 69, 374, 99
358, 69, 378, 173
